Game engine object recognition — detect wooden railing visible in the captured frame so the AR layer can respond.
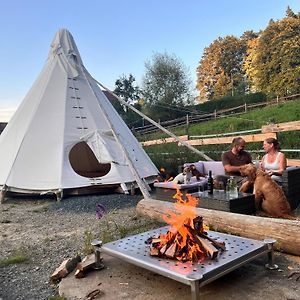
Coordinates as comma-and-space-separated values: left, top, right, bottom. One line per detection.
141, 120, 300, 166
134, 93, 300, 135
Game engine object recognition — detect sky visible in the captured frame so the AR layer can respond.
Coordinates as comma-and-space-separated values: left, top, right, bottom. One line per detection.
0, 0, 299, 122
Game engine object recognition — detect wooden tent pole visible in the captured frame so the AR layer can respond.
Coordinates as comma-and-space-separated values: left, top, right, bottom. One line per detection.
93, 79, 213, 162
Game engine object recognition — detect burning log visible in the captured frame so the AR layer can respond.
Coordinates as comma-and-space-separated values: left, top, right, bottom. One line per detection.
165, 242, 177, 258
184, 224, 226, 251
150, 245, 160, 256
183, 224, 222, 259
196, 236, 218, 259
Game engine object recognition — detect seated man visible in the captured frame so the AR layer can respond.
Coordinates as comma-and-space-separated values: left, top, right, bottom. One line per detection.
216, 137, 253, 190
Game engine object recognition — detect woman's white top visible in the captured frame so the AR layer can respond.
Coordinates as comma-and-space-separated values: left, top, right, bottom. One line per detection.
263, 152, 283, 183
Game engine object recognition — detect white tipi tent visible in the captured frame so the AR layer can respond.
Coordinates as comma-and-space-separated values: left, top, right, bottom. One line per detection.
0, 29, 158, 200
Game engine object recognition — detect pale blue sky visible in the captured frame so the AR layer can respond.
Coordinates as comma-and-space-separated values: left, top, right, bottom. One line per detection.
0, 0, 299, 121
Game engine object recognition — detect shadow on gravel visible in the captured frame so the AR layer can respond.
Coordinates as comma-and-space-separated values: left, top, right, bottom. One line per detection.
2, 190, 155, 214
48, 193, 144, 213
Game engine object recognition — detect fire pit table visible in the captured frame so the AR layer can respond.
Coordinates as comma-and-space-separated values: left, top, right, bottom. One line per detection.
101, 226, 276, 300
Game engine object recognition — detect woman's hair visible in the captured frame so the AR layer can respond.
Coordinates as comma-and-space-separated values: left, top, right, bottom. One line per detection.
264, 138, 281, 151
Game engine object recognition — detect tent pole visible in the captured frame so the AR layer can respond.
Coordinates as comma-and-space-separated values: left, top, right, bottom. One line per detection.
82, 73, 152, 200
94, 79, 213, 161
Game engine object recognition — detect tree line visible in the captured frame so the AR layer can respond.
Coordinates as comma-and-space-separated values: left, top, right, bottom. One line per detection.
112, 7, 300, 126
197, 6, 300, 101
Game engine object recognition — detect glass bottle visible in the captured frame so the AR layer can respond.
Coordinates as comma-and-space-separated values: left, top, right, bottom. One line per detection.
227, 176, 238, 197
207, 170, 214, 194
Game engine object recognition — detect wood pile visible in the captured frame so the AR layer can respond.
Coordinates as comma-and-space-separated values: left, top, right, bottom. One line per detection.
147, 216, 225, 262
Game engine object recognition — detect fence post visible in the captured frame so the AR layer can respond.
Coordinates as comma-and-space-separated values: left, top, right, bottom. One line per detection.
245, 103, 247, 112
214, 109, 217, 119
186, 114, 190, 136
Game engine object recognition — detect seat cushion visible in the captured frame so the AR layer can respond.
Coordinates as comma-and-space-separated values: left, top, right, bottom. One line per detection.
202, 161, 225, 176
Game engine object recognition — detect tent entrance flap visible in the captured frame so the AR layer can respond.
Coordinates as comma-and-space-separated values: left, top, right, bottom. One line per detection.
69, 141, 111, 178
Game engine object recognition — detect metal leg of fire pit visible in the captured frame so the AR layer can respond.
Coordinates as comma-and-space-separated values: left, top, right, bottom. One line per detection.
264, 238, 278, 270
190, 281, 200, 300
91, 239, 105, 270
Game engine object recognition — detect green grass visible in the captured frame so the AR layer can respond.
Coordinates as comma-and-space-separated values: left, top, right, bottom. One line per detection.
82, 229, 94, 255
0, 249, 30, 267
81, 214, 163, 253
140, 99, 300, 173
142, 99, 300, 139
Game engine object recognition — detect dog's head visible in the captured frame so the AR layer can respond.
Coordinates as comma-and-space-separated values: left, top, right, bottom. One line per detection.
182, 166, 192, 175
239, 163, 257, 181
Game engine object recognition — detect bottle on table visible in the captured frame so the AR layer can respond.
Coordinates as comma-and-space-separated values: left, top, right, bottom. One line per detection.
207, 170, 214, 194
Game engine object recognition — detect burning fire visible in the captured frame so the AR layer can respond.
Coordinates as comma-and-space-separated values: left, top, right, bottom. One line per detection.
148, 189, 225, 262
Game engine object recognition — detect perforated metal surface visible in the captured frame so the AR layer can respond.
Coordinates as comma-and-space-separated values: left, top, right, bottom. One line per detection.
102, 226, 269, 286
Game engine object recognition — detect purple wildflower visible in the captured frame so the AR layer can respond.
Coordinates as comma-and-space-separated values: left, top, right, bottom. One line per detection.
96, 203, 107, 219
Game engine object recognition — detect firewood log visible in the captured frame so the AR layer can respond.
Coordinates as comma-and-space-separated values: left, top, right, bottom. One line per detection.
164, 242, 177, 258
150, 245, 160, 256
50, 255, 81, 282
75, 254, 96, 278
196, 236, 219, 259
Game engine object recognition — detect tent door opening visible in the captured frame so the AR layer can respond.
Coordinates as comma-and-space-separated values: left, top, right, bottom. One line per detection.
69, 141, 111, 178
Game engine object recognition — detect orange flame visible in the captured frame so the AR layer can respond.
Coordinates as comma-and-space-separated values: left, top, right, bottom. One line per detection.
154, 189, 208, 262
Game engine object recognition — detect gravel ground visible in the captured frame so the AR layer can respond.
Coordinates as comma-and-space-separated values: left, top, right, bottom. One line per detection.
0, 193, 161, 300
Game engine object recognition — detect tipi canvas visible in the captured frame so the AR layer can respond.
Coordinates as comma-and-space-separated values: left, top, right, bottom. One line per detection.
0, 29, 158, 200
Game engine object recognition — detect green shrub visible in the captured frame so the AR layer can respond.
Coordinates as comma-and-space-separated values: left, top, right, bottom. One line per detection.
0, 249, 30, 267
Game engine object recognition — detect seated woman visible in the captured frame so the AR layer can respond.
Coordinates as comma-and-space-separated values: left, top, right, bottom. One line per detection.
261, 138, 287, 185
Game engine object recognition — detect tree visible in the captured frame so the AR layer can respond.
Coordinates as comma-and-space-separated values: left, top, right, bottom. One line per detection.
250, 9, 300, 96
142, 52, 194, 121
113, 74, 143, 127
114, 74, 141, 103
196, 38, 223, 101
286, 6, 297, 18
243, 37, 260, 92
197, 34, 256, 101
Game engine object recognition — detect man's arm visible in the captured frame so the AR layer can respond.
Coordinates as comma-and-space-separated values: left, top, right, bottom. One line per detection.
223, 164, 241, 173
222, 152, 239, 173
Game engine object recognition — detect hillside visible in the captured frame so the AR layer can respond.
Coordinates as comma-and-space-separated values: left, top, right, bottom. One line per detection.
140, 98, 300, 174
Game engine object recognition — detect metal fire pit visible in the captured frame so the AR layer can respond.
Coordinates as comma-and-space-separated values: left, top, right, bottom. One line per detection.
102, 226, 275, 300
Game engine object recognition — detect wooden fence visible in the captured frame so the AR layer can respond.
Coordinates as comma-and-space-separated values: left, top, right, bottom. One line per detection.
135, 93, 300, 135
141, 120, 300, 166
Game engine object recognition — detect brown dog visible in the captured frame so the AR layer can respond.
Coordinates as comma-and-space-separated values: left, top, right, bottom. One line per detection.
239, 164, 293, 219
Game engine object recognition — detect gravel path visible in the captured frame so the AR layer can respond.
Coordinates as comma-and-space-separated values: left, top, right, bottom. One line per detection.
0, 193, 161, 300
